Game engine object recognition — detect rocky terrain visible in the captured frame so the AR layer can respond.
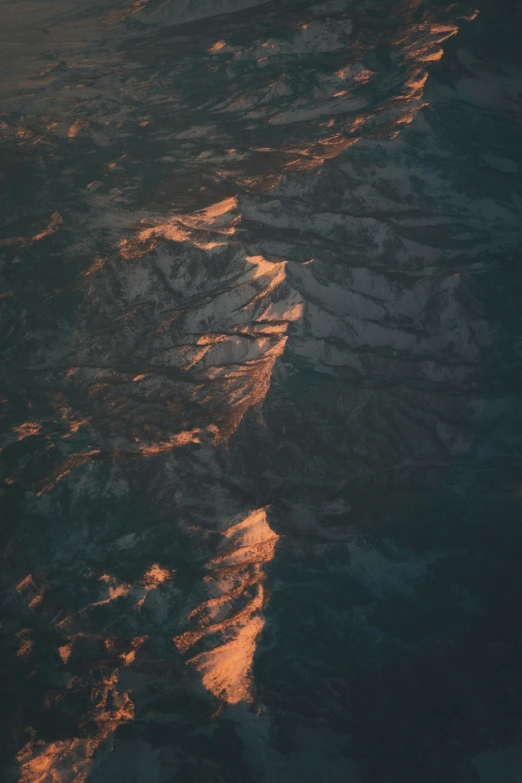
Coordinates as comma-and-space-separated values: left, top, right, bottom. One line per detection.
1, 1, 522, 781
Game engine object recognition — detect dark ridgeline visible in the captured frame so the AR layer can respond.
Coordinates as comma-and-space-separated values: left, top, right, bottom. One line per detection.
0, 1, 522, 782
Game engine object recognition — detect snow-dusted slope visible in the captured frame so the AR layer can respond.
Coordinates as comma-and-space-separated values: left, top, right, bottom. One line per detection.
2, 1, 522, 782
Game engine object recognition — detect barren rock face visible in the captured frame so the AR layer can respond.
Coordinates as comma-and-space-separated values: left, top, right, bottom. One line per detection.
1, 1, 522, 782
134, 0, 273, 27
